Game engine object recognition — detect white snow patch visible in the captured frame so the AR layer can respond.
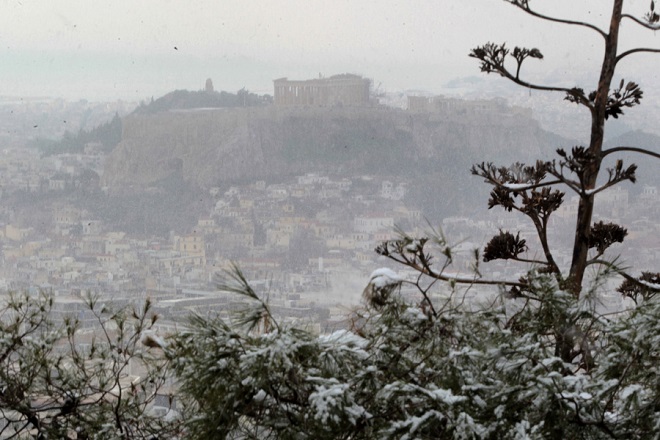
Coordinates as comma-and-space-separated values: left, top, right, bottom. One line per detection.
368, 268, 403, 288
584, 184, 609, 195
620, 384, 644, 400
318, 329, 368, 348
403, 307, 428, 322
309, 382, 349, 423
502, 183, 533, 191
429, 388, 467, 405
639, 280, 660, 290
253, 389, 267, 402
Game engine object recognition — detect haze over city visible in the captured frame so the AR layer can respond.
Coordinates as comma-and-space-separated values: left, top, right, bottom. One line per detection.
3, 0, 660, 101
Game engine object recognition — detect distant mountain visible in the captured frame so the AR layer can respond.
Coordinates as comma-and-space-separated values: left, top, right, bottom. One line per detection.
604, 130, 660, 192
605, 129, 660, 148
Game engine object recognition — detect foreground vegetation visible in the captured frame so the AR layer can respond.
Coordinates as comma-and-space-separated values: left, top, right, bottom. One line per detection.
1, 259, 659, 438
2, 1, 660, 438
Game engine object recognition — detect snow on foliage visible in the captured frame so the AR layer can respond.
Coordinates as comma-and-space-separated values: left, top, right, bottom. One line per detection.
0, 293, 177, 438
368, 267, 403, 288
639, 279, 660, 290
363, 267, 405, 308
308, 380, 370, 425
502, 182, 536, 191
167, 269, 660, 439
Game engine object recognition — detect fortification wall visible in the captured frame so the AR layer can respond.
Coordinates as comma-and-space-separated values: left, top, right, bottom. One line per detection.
103, 104, 554, 191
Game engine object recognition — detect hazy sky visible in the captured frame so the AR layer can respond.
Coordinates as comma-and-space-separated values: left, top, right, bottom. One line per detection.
2, 0, 659, 101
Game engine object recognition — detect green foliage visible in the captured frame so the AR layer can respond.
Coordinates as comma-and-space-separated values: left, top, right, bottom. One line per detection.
132, 88, 271, 115
167, 265, 660, 439
0, 292, 179, 439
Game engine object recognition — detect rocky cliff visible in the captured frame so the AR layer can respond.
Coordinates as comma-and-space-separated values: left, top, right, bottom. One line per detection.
103, 104, 565, 191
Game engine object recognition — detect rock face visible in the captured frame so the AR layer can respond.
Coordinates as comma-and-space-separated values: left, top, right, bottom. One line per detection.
102, 105, 563, 191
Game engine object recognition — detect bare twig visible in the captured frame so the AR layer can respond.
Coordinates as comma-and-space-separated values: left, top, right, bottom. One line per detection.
508, 1, 607, 37
601, 146, 660, 160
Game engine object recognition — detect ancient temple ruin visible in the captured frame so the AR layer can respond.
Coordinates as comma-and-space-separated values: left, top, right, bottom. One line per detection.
273, 74, 371, 107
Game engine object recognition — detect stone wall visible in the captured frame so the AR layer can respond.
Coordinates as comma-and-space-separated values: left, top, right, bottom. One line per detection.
408, 95, 532, 119
102, 104, 559, 192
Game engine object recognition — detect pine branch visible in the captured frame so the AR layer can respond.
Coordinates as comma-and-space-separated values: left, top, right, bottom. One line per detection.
218, 262, 281, 334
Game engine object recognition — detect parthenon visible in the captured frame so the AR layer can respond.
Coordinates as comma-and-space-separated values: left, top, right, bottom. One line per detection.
273, 74, 371, 107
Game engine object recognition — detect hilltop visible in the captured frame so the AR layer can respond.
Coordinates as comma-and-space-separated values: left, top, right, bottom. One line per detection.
103, 101, 564, 186
32, 88, 272, 155
101, 98, 568, 217
132, 88, 272, 115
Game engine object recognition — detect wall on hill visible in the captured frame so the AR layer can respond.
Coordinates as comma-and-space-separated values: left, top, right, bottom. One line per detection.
102, 105, 557, 192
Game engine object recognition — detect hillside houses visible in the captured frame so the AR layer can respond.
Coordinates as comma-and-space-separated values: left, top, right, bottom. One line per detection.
0, 168, 423, 329
1, 148, 658, 332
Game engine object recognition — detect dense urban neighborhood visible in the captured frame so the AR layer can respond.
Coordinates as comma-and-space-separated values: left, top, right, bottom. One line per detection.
1, 120, 659, 333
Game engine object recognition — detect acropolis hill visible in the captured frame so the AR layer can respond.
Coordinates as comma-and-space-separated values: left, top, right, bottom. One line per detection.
102, 92, 566, 191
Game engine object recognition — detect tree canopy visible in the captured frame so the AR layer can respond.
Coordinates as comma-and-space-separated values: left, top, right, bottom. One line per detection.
132, 88, 272, 115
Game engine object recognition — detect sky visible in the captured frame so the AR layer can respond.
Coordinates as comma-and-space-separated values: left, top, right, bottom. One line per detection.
2, 0, 659, 102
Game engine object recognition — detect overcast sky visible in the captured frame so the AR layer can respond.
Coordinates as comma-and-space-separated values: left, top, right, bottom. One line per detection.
2, 0, 659, 101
